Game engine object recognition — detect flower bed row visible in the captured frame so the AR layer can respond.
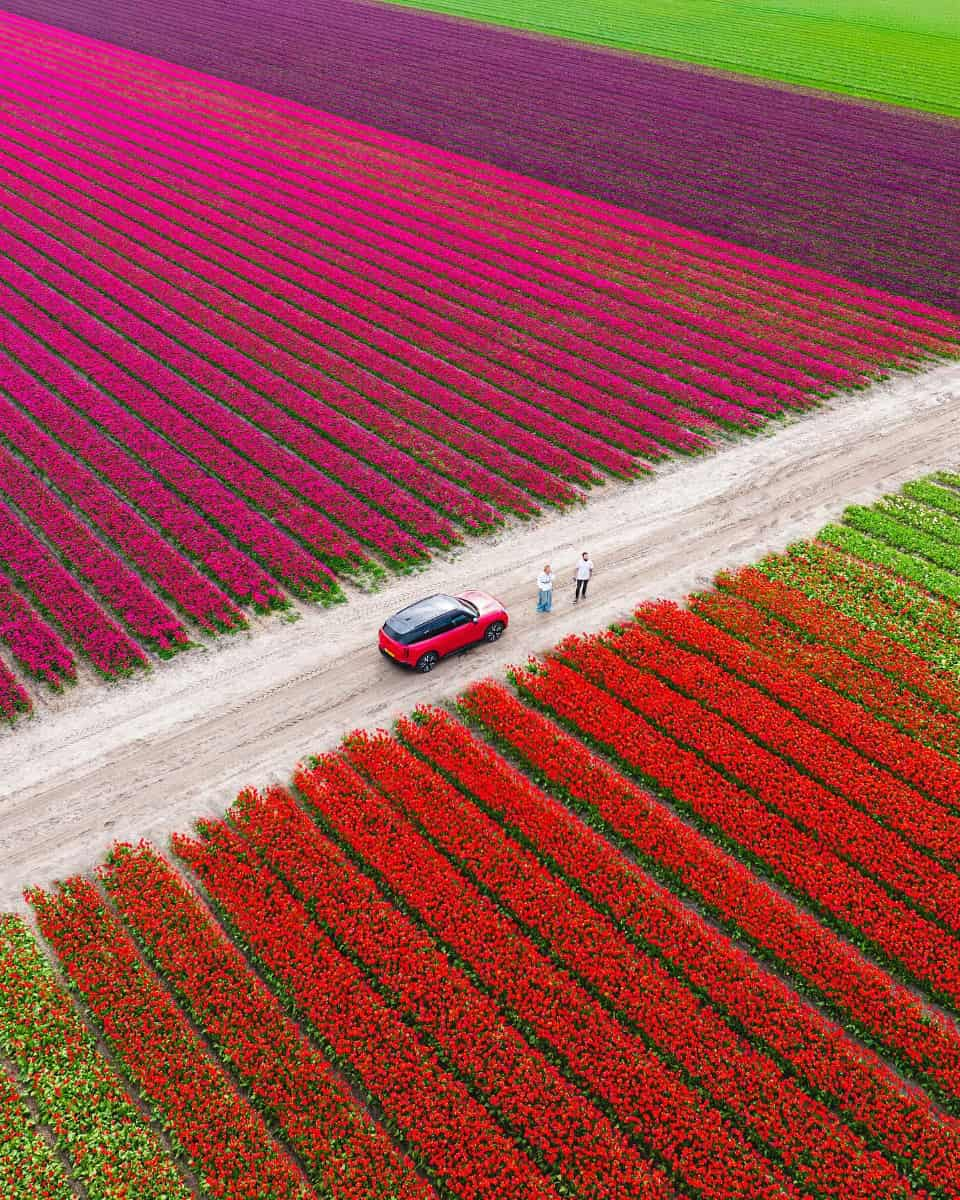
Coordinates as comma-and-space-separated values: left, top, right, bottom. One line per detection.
296, 750, 808, 1200
338, 728, 926, 1199
101, 842, 428, 1200
524, 649, 960, 1009
0, 387, 245, 635
401, 702, 960, 1198
0, 1067, 74, 1200
463, 671, 960, 1106
28, 877, 313, 1200
0, 913, 189, 1199
174, 819, 565, 1200
621, 605, 960, 853
707, 567, 960, 748
0, 439, 188, 654
221, 785, 667, 1200
759, 538, 960, 672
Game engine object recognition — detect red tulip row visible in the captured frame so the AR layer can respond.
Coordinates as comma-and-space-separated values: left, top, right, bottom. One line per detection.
297, 749, 808, 1200
341, 726, 929, 1200
716, 564, 960, 715
0, 246, 383, 581
604, 614, 960, 868
0, 913, 190, 1200
480, 669, 960, 1105
100, 842, 429, 1200
696, 579, 960, 762
0, 330, 288, 612
402, 700, 960, 1197
0, 496, 147, 679
0, 440, 188, 654
0, 386, 244, 635
642, 596, 960, 807
0, 569, 74, 687
759, 540, 960, 673
173, 819, 565, 1200
28, 877, 313, 1200
224, 783, 670, 1200
0, 1066, 74, 1200
542, 643, 960, 1007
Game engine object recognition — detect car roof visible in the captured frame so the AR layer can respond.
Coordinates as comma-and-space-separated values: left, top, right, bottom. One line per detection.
386, 593, 465, 633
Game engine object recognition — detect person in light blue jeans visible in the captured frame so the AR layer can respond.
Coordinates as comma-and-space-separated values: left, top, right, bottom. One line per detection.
536, 564, 555, 612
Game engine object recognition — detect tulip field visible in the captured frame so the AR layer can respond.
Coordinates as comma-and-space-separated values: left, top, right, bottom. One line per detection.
3, 470, 960, 1196
0, 12, 957, 721
1, 0, 959, 1192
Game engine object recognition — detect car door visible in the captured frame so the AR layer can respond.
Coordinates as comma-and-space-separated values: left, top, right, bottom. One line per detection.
440, 608, 477, 654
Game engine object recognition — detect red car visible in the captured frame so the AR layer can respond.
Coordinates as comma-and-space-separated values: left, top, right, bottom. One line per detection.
379, 590, 508, 672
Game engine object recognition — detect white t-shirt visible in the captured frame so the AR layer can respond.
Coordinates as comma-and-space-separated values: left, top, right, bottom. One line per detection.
575, 559, 593, 581
537, 571, 554, 591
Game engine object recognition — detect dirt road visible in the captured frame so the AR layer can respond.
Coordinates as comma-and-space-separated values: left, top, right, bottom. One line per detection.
1, 361, 958, 908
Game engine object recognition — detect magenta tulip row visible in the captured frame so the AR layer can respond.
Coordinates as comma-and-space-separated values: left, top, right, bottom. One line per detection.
6, 16, 959, 361
0, 146, 585, 508
0, 387, 246, 635
7, 48, 954, 364
0, 441, 188, 654
0, 62, 868, 436
0, 343, 282, 612
0, 500, 147, 679
0, 570, 74, 688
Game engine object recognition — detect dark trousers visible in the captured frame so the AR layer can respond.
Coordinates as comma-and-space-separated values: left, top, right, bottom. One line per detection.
575, 577, 589, 601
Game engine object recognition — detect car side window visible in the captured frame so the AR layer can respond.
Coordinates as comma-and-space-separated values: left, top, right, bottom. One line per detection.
448, 611, 473, 629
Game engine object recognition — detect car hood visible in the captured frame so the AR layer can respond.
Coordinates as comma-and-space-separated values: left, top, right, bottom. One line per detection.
459, 589, 504, 616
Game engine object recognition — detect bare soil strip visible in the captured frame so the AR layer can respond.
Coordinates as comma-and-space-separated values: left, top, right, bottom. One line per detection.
1, 361, 958, 908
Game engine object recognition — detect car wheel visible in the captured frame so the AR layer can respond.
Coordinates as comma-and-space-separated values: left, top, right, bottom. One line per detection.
484, 621, 505, 643
416, 651, 440, 673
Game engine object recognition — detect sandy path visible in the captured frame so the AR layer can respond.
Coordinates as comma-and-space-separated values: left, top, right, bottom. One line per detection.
1, 361, 958, 907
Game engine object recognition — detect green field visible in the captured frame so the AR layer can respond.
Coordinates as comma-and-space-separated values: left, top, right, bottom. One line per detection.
382, 0, 960, 115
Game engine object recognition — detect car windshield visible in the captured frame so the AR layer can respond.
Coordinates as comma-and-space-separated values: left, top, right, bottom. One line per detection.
382, 594, 466, 645
458, 597, 479, 616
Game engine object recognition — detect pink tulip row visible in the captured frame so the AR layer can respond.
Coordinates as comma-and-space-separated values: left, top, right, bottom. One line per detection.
0, 387, 244, 634
9, 24, 958, 364
0, 340, 281, 611
0, 271, 340, 600
0, 234, 423, 569
0, 165, 549, 515
0, 660, 30, 723
0, 106, 644, 480
0, 501, 146, 679
0, 569, 75, 688
0, 64, 811, 432
21, 72, 851, 405
0, 73, 758, 436
0, 440, 188, 653
200, 83, 954, 348
0, 139, 573, 509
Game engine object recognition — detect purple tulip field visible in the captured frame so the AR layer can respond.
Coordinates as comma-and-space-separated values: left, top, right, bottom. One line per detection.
0, 9, 956, 719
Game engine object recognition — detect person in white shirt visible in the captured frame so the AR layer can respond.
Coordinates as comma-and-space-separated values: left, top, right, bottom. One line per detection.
574, 552, 593, 602
536, 564, 555, 612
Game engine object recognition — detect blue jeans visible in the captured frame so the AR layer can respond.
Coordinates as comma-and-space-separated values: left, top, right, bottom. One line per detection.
537, 588, 553, 612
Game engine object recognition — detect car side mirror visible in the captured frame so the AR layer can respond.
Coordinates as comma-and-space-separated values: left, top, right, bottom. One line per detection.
472, 615, 479, 622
